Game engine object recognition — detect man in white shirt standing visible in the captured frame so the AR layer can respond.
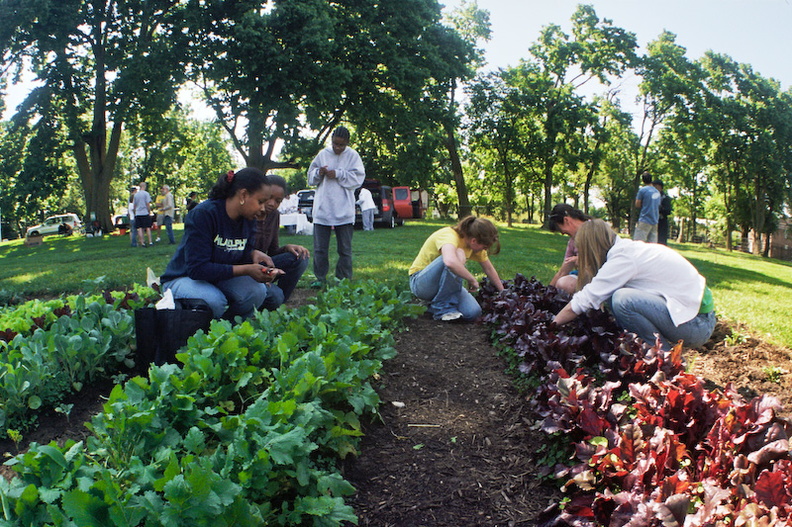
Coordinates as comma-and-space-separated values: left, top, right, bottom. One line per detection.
356, 187, 377, 231
307, 126, 366, 287
133, 181, 154, 247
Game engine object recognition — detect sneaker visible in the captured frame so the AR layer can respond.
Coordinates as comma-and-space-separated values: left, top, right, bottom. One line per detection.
155, 237, 161, 243
439, 311, 463, 322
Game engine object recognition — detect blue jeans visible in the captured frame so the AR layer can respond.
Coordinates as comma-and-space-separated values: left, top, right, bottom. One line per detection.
409, 256, 481, 321
313, 223, 354, 281
633, 221, 658, 243
163, 215, 175, 244
270, 251, 310, 302
163, 275, 273, 320
610, 288, 716, 350
361, 209, 375, 231
130, 217, 137, 247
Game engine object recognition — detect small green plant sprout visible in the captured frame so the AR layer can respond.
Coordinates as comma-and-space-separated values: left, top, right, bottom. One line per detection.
412, 443, 424, 450
6, 429, 23, 451
763, 366, 786, 384
724, 332, 748, 346
54, 403, 75, 422
81, 275, 109, 293
111, 373, 129, 385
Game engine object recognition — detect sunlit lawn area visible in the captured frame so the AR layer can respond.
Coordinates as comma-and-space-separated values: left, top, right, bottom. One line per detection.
2, 218, 791, 347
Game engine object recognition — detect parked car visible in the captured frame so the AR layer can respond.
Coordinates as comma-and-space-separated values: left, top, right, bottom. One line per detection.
112, 214, 132, 230
392, 186, 429, 220
25, 213, 82, 237
355, 180, 400, 228
297, 189, 314, 222
0, 220, 20, 240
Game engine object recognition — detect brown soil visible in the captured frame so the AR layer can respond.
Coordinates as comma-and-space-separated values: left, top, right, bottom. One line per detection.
3, 291, 792, 526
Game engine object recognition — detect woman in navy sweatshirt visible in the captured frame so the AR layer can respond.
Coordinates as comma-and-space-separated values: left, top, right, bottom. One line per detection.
161, 168, 282, 319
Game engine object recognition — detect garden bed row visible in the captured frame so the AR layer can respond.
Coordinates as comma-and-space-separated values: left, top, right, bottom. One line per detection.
479, 275, 792, 526
1, 281, 423, 526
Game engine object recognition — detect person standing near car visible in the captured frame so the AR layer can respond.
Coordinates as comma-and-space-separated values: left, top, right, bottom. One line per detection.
307, 126, 365, 288
356, 187, 377, 231
133, 181, 154, 247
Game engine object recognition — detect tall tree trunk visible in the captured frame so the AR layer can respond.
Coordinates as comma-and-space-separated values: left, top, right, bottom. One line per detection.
542, 157, 555, 229
444, 123, 471, 219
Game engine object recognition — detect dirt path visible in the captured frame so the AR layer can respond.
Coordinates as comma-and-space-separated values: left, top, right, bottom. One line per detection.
342, 313, 561, 526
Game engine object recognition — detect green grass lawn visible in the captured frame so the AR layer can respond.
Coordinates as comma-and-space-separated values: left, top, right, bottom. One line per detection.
2, 219, 791, 347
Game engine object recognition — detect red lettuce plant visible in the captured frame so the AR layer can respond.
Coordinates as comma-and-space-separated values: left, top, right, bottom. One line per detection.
480, 277, 792, 526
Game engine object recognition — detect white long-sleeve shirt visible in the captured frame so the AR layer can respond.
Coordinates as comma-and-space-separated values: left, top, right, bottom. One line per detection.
570, 237, 707, 327
307, 146, 366, 225
356, 187, 377, 212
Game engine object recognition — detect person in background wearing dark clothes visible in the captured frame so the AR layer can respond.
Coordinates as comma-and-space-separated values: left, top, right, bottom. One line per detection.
186, 191, 199, 214
252, 174, 310, 305
653, 179, 673, 245
160, 168, 283, 320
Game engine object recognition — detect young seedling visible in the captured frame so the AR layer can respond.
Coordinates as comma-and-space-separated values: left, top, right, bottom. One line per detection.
763, 366, 785, 384
6, 429, 23, 452
54, 403, 75, 423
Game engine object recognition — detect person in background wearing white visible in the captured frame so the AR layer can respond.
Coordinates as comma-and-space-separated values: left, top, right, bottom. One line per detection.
133, 181, 153, 247
278, 191, 299, 214
158, 185, 176, 245
356, 187, 377, 231
552, 219, 716, 351
307, 126, 365, 288
128, 187, 138, 247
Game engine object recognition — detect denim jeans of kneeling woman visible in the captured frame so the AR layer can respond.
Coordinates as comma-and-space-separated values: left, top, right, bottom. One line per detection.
609, 288, 716, 350
163, 275, 271, 320
409, 256, 481, 321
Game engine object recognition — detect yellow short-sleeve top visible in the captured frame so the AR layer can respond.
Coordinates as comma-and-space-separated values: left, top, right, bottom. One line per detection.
409, 227, 489, 275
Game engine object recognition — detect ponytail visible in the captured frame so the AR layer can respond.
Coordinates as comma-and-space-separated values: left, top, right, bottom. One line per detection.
452, 216, 500, 255
208, 167, 268, 200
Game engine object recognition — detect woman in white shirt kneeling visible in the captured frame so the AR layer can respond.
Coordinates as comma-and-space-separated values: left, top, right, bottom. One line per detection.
552, 219, 716, 350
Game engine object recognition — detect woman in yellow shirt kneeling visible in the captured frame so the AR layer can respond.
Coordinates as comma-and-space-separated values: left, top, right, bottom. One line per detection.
408, 216, 504, 322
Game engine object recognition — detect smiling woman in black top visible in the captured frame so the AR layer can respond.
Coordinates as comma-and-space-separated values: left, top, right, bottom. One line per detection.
161, 168, 282, 320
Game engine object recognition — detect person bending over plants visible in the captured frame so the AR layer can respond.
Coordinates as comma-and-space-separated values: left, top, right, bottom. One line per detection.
409, 216, 504, 322
546, 203, 591, 294
552, 218, 716, 350
160, 168, 283, 320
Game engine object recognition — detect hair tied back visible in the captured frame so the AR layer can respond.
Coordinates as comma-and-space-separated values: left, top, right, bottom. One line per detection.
226, 170, 235, 183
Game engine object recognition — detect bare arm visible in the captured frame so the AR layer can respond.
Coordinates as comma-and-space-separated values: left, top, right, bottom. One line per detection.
440, 243, 478, 289
552, 302, 579, 326
549, 256, 577, 287
479, 259, 504, 292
